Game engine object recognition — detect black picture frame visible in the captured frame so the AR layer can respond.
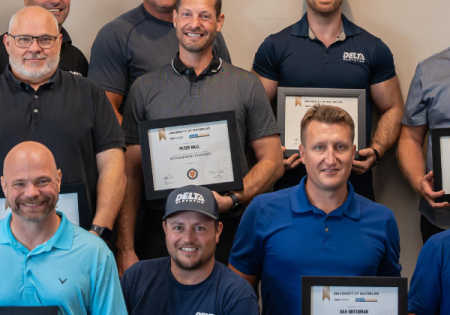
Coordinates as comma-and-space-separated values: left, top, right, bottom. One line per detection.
0, 183, 88, 227
431, 128, 450, 203
277, 87, 366, 160
139, 111, 244, 200
302, 276, 408, 315
0, 307, 58, 315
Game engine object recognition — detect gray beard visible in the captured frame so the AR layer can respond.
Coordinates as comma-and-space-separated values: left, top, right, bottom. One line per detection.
9, 53, 60, 79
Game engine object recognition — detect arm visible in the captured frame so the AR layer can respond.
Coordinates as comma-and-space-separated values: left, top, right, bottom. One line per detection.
214, 135, 284, 212
398, 124, 449, 208
115, 144, 143, 277
106, 91, 124, 125
92, 148, 126, 233
353, 76, 404, 174
229, 264, 259, 289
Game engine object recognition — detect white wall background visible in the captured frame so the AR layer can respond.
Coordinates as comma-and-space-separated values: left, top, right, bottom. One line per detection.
3, 0, 449, 285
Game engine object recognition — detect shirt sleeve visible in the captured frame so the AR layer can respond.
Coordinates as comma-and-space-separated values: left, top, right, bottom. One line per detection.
90, 252, 128, 315
377, 211, 402, 277
224, 296, 260, 315
402, 63, 428, 126
121, 80, 145, 145
120, 268, 135, 314
213, 32, 232, 64
229, 198, 265, 276
88, 23, 129, 95
408, 237, 442, 315
92, 85, 126, 153
369, 39, 396, 85
252, 35, 280, 81
245, 75, 280, 141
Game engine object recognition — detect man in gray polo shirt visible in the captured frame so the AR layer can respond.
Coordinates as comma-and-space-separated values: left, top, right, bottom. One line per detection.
398, 47, 450, 243
88, 0, 231, 124
117, 0, 283, 276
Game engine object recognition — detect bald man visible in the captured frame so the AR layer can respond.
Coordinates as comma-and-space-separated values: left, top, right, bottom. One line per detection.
0, 142, 126, 314
0, 7, 126, 239
0, 0, 88, 76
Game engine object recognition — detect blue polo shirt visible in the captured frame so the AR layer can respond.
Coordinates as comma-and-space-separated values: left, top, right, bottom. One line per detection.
229, 177, 401, 315
408, 230, 450, 315
0, 212, 127, 315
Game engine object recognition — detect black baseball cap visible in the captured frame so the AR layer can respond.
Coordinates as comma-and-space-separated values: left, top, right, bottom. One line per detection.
164, 185, 219, 220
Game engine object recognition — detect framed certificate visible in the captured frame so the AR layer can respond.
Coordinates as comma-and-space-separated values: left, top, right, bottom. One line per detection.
0, 183, 88, 226
139, 111, 244, 200
277, 88, 366, 159
302, 276, 407, 315
431, 128, 450, 202
0, 307, 58, 315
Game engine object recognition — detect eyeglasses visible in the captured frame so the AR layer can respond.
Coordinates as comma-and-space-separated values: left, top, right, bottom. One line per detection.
8, 34, 58, 49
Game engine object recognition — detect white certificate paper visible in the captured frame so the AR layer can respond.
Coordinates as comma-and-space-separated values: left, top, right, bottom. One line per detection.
440, 136, 450, 193
311, 286, 398, 315
0, 193, 79, 226
149, 120, 234, 191
284, 96, 359, 151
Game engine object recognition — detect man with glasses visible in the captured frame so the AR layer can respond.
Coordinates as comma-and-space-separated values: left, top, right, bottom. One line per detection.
0, 0, 88, 76
0, 6, 126, 239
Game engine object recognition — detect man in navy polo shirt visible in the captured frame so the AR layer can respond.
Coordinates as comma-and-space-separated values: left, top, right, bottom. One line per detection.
229, 105, 401, 315
408, 230, 450, 315
252, 0, 404, 200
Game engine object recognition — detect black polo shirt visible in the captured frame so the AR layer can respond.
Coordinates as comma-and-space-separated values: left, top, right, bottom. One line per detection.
0, 27, 89, 77
0, 67, 125, 229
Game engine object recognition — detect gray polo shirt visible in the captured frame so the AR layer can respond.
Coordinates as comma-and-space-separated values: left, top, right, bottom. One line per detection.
122, 54, 279, 210
402, 47, 450, 229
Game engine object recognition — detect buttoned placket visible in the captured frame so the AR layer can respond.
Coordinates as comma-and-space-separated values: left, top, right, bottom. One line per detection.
322, 215, 331, 247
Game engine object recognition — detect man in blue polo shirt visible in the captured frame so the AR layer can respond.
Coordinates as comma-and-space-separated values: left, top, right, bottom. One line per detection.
252, 0, 404, 200
229, 105, 401, 315
408, 230, 450, 315
0, 142, 126, 315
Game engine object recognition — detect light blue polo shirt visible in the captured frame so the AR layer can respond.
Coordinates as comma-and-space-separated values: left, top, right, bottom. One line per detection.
229, 176, 402, 315
0, 211, 127, 315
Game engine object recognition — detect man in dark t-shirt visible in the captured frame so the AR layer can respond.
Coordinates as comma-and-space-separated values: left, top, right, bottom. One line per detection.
121, 185, 259, 315
0, 0, 88, 76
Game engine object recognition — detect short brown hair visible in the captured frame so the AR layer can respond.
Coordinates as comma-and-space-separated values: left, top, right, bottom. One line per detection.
300, 105, 355, 145
176, 0, 222, 17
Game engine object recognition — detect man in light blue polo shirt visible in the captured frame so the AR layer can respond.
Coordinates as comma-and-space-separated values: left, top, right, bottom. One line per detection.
229, 105, 401, 315
0, 141, 126, 315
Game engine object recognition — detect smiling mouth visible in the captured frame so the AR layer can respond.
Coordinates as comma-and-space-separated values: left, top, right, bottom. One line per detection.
180, 247, 198, 252
186, 33, 203, 38
48, 8, 63, 13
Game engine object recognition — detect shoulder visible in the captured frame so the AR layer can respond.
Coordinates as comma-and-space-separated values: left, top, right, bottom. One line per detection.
220, 61, 258, 81
214, 262, 257, 296
59, 70, 104, 91
246, 188, 293, 217
354, 193, 396, 222
133, 64, 176, 90
72, 225, 112, 259
417, 47, 450, 73
97, 5, 147, 38
426, 229, 450, 250
123, 257, 168, 283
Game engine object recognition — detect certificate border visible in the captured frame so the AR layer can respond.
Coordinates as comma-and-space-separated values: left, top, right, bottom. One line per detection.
0, 306, 58, 315
301, 276, 408, 315
431, 128, 450, 203
277, 87, 366, 160
0, 183, 88, 227
139, 111, 244, 200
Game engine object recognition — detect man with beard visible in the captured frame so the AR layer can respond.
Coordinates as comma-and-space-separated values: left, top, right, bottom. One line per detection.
252, 0, 404, 200
0, 141, 127, 314
88, 0, 231, 124
0, 7, 126, 239
120, 185, 259, 315
0, 0, 88, 76
117, 0, 283, 276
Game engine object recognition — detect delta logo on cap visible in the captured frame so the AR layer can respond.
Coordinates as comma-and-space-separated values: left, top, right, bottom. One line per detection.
175, 192, 205, 204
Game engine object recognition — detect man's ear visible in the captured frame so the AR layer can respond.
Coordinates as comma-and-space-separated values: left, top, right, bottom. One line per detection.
299, 144, 306, 161
1, 176, 6, 197
352, 144, 356, 160
56, 169, 62, 192
162, 221, 167, 234
3, 35, 11, 55
215, 222, 223, 244
173, 9, 178, 28
216, 14, 225, 32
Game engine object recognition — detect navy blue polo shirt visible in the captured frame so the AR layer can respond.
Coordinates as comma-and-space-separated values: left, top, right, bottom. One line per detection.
408, 230, 450, 314
229, 176, 401, 315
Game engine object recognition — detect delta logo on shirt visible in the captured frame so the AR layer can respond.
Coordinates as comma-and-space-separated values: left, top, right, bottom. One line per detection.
195, 313, 215, 315
343, 52, 365, 63
175, 192, 206, 204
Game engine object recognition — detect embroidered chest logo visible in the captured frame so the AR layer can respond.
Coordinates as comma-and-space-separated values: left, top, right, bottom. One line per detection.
343, 52, 365, 63
59, 278, 67, 284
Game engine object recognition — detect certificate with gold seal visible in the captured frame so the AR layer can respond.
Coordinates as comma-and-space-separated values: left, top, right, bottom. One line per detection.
139, 111, 244, 200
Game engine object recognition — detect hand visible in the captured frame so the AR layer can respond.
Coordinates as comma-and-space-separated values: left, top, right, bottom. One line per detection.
282, 146, 302, 171
212, 191, 234, 213
352, 148, 377, 175
116, 249, 139, 278
416, 171, 450, 208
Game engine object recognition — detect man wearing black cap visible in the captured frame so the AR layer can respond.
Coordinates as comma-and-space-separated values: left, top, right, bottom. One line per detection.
120, 185, 259, 315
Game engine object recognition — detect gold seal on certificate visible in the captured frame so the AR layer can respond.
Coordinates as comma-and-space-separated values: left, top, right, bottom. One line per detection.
139, 111, 243, 200
277, 88, 366, 159
431, 128, 450, 203
302, 277, 408, 315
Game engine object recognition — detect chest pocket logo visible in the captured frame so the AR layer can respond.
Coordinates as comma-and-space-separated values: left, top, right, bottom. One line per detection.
343, 52, 365, 63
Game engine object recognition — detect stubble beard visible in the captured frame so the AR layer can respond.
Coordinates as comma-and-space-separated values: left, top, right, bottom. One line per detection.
9, 53, 60, 79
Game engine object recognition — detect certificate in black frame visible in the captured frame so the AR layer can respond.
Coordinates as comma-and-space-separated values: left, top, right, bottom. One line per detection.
431, 128, 450, 203
301, 276, 408, 315
277, 87, 366, 160
0, 307, 58, 315
0, 183, 88, 227
139, 111, 244, 200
